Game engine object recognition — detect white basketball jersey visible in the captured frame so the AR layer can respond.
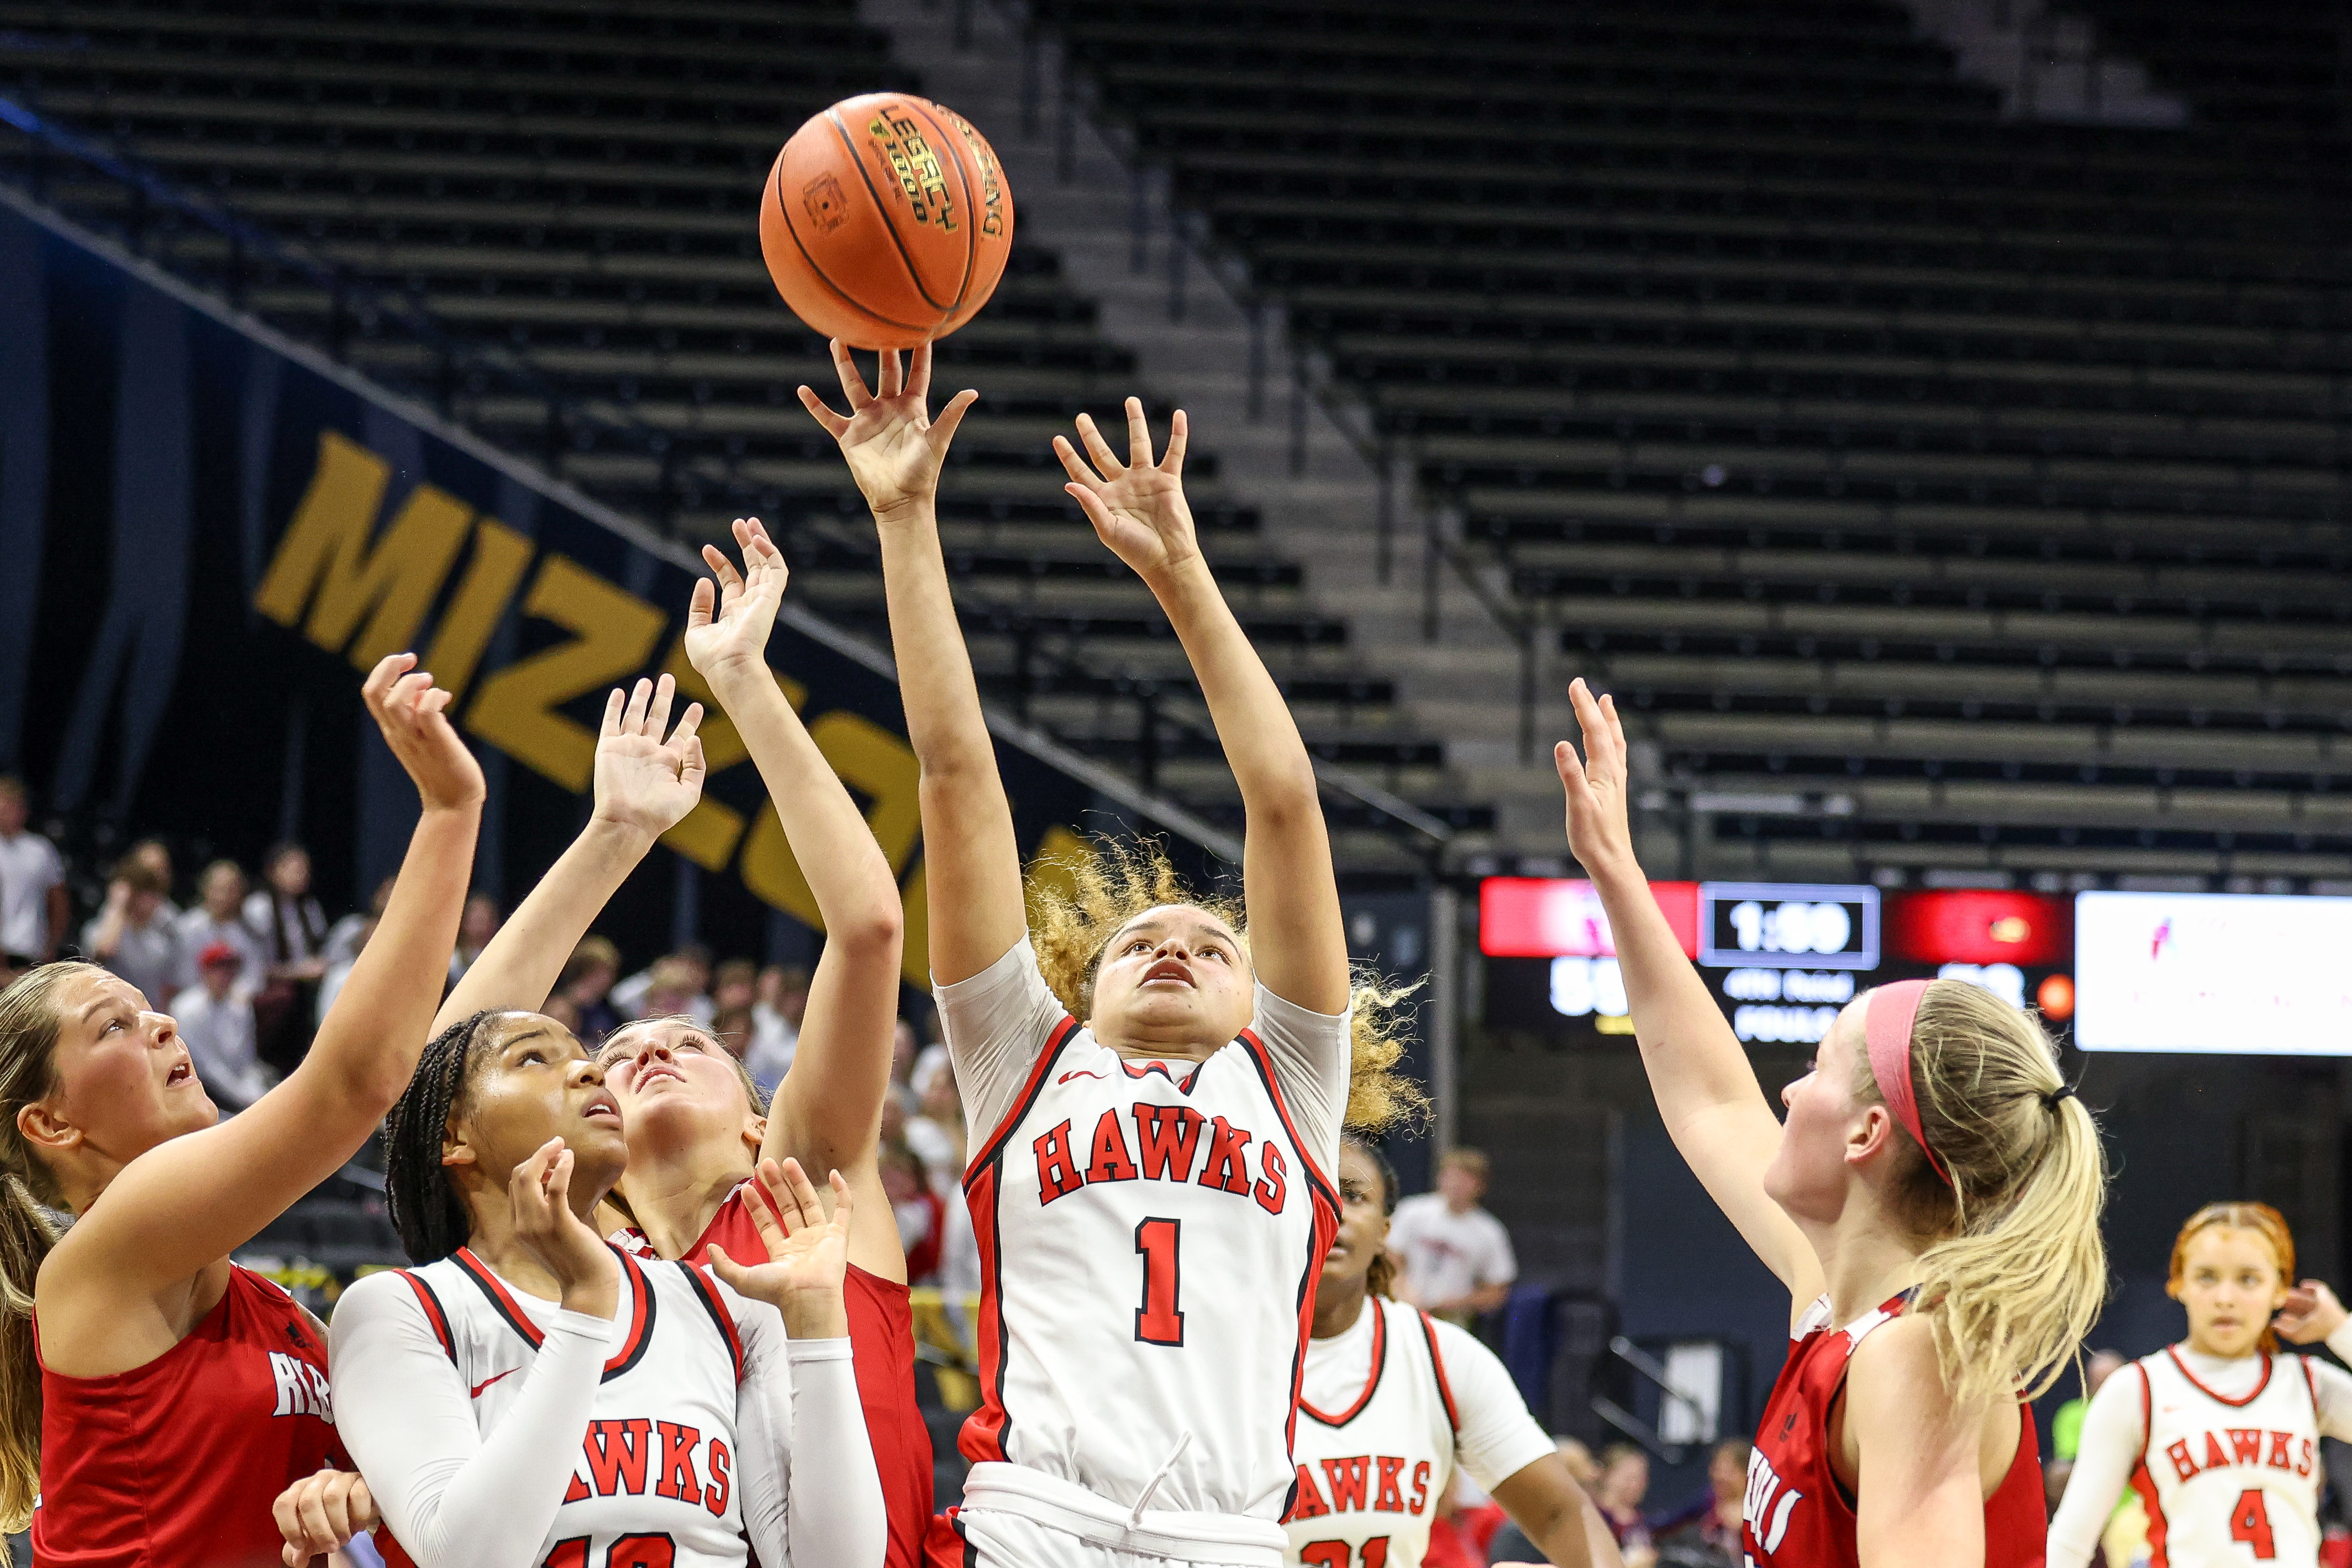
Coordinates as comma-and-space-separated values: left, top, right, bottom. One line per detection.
380, 1246, 759, 1568
961, 1016, 1341, 1519
2129, 1346, 2322, 1567
1285, 1299, 1467, 1568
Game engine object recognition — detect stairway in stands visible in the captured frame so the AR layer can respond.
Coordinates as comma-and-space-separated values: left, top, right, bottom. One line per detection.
1030, 0, 2352, 887
0, 0, 1477, 872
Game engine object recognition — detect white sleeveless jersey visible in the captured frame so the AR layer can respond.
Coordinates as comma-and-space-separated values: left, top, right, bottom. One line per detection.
961, 1015, 1341, 1519
381, 1246, 760, 1567
2128, 1346, 2322, 1567
1284, 1298, 1555, 1568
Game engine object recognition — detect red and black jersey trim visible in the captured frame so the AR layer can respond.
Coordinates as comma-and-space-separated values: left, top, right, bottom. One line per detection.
1416, 1309, 1462, 1434
1235, 1028, 1339, 1201
398, 1272, 457, 1363
1233, 1024, 1346, 1466
681, 1263, 745, 1385
452, 1245, 656, 1382
1301, 1301, 1386, 1427
2166, 1343, 2272, 1407
962, 1013, 1082, 1186
1119, 1059, 1203, 1093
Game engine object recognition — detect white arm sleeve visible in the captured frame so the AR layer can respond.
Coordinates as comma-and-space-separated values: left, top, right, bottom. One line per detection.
732, 1290, 886, 1568
1248, 981, 1351, 1178
2309, 1328, 2352, 1440
2046, 1367, 2147, 1568
1428, 1317, 1558, 1492
933, 939, 1066, 1138
329, 1273, 609, 1568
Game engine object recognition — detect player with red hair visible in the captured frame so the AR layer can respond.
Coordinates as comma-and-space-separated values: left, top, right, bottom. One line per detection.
2049, 1202, 2352, 1567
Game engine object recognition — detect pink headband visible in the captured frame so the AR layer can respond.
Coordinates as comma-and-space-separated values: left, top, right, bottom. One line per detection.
1865, 979, 1951, 1187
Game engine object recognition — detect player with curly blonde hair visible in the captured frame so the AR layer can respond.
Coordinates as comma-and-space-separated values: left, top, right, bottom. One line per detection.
800, 339, 1421, 1568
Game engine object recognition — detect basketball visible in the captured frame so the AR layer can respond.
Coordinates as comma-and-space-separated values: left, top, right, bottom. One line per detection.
757, 92, 1014, 350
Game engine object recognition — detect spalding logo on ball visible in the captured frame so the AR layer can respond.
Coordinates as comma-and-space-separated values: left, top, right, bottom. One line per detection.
760, 93, 1014, 349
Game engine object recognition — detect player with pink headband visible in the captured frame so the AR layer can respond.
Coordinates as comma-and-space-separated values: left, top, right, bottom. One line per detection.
1551, 677, 2108, 1568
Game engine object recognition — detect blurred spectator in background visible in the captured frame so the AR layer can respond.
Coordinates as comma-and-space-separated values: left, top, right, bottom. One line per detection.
711, 1003, 756, 1062
316, 915, 377, 1024
559, 935, 623, 1044
711, 957, 757, 1016
1648, 1438, 1749, 1566
176, 859, 265, 994
906, 1050, 965, 1197
2045, 1346, 2128, 1514
124, 838, 180, 916
540, 992, 585, 1038
744, 962, 805, 1092
888, 1016, 920, 1113
613, 940, 711, 1020
1391, 1147, 1517, 1325
82, 857, 183, 1003
0, 775, 67, 975
324, 875, 394, 969
244, 841, 330, 1071
1555, 1437, 1601, 1490
881, 1142, 944, 1282
174, 941, 271, 1110
1593, 1443, 1658, 1565
637, 955, 709, 1022
448, 892, 502, 982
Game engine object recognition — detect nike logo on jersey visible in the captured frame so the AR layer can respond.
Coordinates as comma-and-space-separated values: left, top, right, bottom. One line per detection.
470, 1367, 517, 1398
2161, 1427, 2314, 1482
1056, 1069, 1108, 1085
1743, 1447, 1803, 1557
1033, 1104, 1289, 1214
268, 1351, 334, 1425
559, 1418, 735, 1519
1285, 1455, 1434, 1520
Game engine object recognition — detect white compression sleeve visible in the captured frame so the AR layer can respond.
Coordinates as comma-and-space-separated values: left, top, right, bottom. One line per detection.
329, 1273, 608, 1568
2046, 1367, 2146, 1568
733, 1306, 885, 1568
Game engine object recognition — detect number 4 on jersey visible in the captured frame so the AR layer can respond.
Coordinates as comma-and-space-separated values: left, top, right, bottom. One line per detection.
2231, 1489, 2276, 1559
1301, 1540, 1389, 1567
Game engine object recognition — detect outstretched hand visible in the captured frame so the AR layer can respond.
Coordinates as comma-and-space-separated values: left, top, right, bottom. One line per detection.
508, 1137, 620, 1319
1554, 677, 1636, 878
685, 517, 789, 682
361, 652, 485, 813
706, 1157, 853, 1338
2276, 1278, 2349, 1344
591, 673, 706, 842
1053, 397, 1197, 588
798, 340, 977, 522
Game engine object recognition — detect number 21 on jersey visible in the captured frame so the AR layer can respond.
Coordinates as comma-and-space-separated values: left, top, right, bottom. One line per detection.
1301, 1540, 1388, 1567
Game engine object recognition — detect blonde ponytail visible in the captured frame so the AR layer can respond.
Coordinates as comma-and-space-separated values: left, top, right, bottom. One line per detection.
0, 963, 96, 1536
1859, 978, 2108, 1407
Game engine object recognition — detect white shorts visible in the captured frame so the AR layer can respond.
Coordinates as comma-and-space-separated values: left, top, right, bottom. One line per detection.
949, 1463, 1288, 1568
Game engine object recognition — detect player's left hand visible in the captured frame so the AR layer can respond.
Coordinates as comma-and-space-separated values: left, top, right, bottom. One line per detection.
1054, 397, 1198, 589
707, 1156, 853, 1339
2276, 1278, 2349, 1343
685, 517, 790, 683
590, 674, 705, 844
272, 1468, 379, 1566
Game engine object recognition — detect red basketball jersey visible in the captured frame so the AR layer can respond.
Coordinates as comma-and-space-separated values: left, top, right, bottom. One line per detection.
613, 1182, 935, 1568
33, 1264, 341, 1567
1745, 1292, 2046, 1568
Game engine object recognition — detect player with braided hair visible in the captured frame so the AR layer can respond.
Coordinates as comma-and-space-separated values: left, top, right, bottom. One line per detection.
1286, 1135, 1614, 1568
4, 655, 482, 1565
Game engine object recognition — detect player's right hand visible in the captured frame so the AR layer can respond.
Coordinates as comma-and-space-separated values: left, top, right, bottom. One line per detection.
272, 1468, 379, 1566
509, 1136, 620, 1319
589, 673, 705, 844
685, 517, 790, 683
360, 653, 486, 814
1555, 676, 1637, 878
2276, 1278, 2349, 1343
798, 338, 977, 522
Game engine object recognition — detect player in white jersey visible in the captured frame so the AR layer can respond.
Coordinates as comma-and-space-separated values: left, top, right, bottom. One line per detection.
2050, 1202, 2352, 1568
799, 343, 1422, 1566
1287, 1136, 1614, 1568
288, 998, 886, 1568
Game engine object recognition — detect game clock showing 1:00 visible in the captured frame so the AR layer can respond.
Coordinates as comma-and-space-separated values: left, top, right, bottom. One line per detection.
1699, 883, 1881, 970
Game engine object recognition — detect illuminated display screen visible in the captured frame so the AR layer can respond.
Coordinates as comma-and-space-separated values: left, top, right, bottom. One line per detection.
1697, 883, 1880, 970
1477, 877, 1699, 959
2075, 891, 2352, 1055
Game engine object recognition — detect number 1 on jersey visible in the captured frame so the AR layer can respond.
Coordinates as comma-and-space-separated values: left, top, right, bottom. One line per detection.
1134, 1216, 1185, 1345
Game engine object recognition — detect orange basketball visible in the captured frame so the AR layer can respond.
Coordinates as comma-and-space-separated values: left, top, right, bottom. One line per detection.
758, 93, 1014, 350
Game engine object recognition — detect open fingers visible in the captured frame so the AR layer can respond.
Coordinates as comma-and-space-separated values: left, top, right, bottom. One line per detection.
1074, 411, 1125, 475
1065, 483, 1120, 541
930, 387, 980, 455
909, 339, 935, 400
686, 575, 715, 630
667, 701, 704, 750
1123, 397, 1154, 468
1554, 739, 1588, 793
1161, 408, 1189, 475
704, 538, 746, 597
677, 730, 707, 791
797, 385, 851, 439
737, 1182, 788, 1261
599, 685, 627, 739
1599, 691, 1628, 765
827, 1169, 855, 1230
1051, 434, 1101, 488
878, 347, 904, 401
620, 677, 653, 737
829, 339, 874, 408
644, 672, 676, 741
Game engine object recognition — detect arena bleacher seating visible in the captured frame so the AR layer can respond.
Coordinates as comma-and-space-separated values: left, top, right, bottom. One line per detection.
1033, 0, 2352, 885
0, 0, 1469, 870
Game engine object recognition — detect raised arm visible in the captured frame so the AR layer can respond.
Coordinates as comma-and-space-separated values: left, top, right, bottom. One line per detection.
683, 519, 903, 1255
51, 654, 482, 1294
430, 676, 705, 1033
799, 341, 1025, 987
1556, 676, 1817, 1301
1056, 401, 1347, 1013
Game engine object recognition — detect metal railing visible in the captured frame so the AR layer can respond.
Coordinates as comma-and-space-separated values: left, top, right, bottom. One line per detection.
1592, 1334, 1717, 1465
